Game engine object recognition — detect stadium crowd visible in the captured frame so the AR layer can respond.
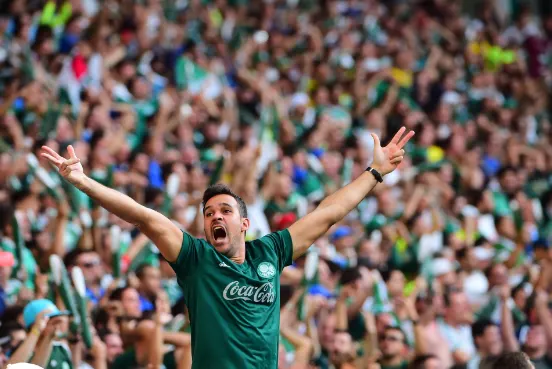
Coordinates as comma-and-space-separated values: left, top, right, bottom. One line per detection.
0, 0, 551, 368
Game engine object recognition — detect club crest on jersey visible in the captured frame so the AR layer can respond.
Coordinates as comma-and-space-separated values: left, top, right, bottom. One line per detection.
257, 262, 276, 279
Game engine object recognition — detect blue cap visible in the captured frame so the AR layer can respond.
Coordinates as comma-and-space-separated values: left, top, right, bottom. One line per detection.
308, 284, 335, 299
23, 299, 70, 328
330, 226, 352, 242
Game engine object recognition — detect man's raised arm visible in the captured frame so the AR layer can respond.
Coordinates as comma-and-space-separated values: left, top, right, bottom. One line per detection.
288, 127, 414, 260
41, 145, 183, 262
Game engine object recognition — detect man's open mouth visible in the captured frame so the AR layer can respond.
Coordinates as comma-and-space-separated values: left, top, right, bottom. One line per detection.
213, 225, 227, 241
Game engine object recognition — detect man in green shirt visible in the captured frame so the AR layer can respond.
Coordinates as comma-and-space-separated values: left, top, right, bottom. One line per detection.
40, 127, 414, 368
18, 299, 73, 369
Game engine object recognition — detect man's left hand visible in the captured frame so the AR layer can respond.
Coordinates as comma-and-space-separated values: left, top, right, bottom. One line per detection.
371, 127, 415, 175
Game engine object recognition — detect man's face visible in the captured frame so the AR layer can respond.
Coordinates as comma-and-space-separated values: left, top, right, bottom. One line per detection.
203, 194, 249, 257
121, 288, 142, 318
489, 264, 508, 287
104, 333, 124, 363
380, 328, 405, 359
500, 170, 518, 194
319, 314, 336, 350
525, 325, 546, 352
76, 252, 102, 285
387, 271, 406, 298
139, 266, 161, 295
448, 292, 472, 324
479, 325, 503, 356
330, 332, 354, 364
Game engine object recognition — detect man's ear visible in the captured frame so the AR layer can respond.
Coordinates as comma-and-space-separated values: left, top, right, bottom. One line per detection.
241, 218, 250, 233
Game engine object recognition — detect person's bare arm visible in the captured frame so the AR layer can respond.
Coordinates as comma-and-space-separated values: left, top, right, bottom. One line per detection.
499, 285, 520, 352
50, 200, 70, 257
347, 271, 373, 319
362, 311, 379, 365
289, 128, 414, 259
335, 288, 349, 331
7, 317, 45, 364
280, 290, 313, 368
148, 310, 164, 369
31, 318, 59, 368
535, 290, 552, 357
40, 145, 183, 262
89, 337, 107, 369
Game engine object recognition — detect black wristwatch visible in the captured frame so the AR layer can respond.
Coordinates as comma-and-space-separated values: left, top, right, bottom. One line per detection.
366, 166, 384, 183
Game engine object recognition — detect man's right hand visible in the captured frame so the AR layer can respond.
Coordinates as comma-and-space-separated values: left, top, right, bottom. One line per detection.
41, 145, 86, 187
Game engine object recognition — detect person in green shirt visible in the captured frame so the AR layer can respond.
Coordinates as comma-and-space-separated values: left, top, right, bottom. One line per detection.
378, 326, 410, 369
17, 299, 73, 369
40, 127, 414, 369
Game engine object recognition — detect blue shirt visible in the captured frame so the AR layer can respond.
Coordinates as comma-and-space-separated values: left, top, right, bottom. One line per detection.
148, 160, 164, 189
86, 287, 105, 306
139, 295, 154, 312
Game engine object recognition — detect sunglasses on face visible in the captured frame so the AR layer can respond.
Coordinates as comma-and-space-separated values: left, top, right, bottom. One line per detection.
81, 260, 100, 268
380, 335, 403, 343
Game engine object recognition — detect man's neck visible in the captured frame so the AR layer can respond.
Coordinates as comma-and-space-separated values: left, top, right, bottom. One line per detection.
228, 242, 246, 264
380, 355, 404, 366
526, 347, 546, 360
444, 316, 461, 327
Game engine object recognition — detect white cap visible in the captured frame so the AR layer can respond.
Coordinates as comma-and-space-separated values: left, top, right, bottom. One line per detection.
290, 92, 309, 108
362, 58, 381, 72
473, 247, 494, 261
432, 258, 453, 277
8, 364, 45, 369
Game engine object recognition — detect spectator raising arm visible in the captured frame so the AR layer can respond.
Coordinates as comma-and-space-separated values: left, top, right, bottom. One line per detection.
40, 145, 183, 263
289, 127, 414, 259
535, 289, 552, 358
499, 284, 519, 352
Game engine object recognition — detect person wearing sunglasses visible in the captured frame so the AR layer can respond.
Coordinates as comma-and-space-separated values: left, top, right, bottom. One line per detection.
379, 327, 409, 369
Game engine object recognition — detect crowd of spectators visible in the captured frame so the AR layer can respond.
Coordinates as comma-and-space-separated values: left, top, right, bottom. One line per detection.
0, 0, 551, 368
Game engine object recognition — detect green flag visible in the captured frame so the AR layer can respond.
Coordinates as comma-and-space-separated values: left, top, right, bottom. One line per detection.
71, 266, 93, 348
50, 255, 81, 335
297, 249, 319, 321
161, 173, 180, 216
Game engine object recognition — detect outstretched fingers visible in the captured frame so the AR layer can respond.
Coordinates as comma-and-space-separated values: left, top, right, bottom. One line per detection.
389, 149, 405, 164
397, 130, 415, 149
67, 145, 78, 159
59, 157, 80, 173
41, 146, 64, 161
40, 152, 63, 168
390, 155, 404, 164
389, 127, 406, 145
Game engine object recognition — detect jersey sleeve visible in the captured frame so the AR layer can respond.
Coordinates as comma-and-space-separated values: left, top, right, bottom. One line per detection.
169, 231, 205, 278
259, 229, 294, 272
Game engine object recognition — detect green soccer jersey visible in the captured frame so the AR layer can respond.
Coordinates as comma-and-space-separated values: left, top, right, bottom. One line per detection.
45, 342, 73, 369
170, 230, 294, 369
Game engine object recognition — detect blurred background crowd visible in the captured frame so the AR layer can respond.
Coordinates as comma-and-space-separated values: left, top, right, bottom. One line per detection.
0, 0, 551, 368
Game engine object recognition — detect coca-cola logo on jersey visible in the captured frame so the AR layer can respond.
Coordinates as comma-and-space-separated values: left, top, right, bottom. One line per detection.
222, 281, 275, 304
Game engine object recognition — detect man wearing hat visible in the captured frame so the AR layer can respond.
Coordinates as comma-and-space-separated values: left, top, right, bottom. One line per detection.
7, 299, 73, 369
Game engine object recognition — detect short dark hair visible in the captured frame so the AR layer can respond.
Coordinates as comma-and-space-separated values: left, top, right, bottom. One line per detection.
110, 286, 134, 301
135, 263, 155, 279
202, 184, 247, 218
383, 326, 407, 344
491, 351, 534, 369
339, 267, 362, 285
409, 354, 438, 369
472, 319, 497, 345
